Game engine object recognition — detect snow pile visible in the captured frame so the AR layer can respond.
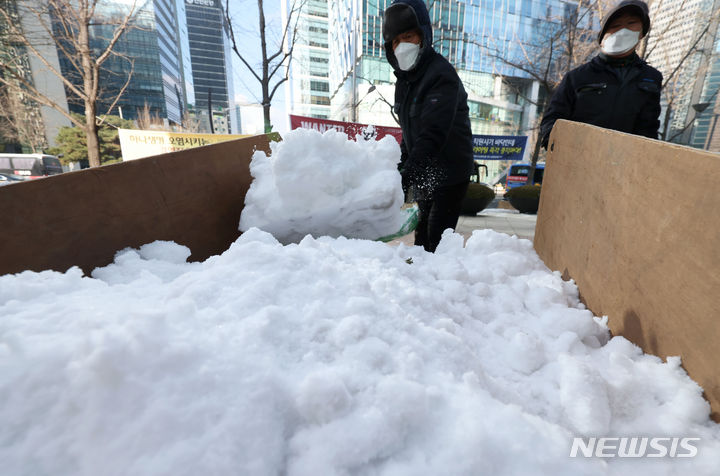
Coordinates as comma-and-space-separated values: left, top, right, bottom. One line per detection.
1, 230, 719, 475
239, 128, 405, 243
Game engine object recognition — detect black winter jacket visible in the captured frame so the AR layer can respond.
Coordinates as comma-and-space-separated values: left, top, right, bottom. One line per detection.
385, 0, 474, 193
540, 54, 662, 147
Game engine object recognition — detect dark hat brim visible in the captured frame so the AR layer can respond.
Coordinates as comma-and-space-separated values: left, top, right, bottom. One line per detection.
383, 3, 421, 43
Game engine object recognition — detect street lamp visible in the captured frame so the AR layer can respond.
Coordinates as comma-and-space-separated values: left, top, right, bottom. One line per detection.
692, 102, 711, 114
351, 85, 376, 123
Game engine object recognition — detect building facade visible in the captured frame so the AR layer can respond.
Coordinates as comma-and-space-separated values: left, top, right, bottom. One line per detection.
283, 0, 592, 177
184, 0, 234, 131
51, 0, 190, 124
284, 0, 332, 119
690, 30, 720, 151
0, 0, 71, 150
645, 0, 720, 145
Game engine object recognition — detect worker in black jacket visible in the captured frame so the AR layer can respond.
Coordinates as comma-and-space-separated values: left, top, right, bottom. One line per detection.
540, 0, 662, 148
382, 0, 474, 253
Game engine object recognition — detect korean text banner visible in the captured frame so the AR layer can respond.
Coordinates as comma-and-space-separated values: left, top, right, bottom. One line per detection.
118, 129, 251, 161
472, 135, 528, 161
290, 114, 403, 144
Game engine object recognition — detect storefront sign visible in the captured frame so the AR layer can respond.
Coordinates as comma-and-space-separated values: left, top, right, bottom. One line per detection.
289, 114, 403, 143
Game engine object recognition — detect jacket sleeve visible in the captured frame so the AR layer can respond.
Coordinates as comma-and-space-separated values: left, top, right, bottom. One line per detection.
406, 71, 461, 173
540, 73, 575, 149
399, 139, 408, 171
634, 72, 663, 140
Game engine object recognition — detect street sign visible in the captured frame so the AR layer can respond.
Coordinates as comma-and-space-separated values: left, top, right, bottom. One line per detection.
472, 135, 528, 161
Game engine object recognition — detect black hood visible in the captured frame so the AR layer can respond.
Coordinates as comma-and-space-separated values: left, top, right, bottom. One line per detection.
383, 0, 434, 74
598, 0, 651, 43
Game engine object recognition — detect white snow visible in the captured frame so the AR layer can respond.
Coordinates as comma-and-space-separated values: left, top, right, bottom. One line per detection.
1, 129, 719, 475
239, 128, 405, 243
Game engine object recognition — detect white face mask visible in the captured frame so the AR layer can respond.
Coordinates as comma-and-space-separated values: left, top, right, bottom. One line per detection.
601, 28, 641, 56
394, 42, 420, 71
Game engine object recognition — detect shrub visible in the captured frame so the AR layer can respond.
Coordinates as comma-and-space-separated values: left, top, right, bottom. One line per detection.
504, 184, 541, 199
504, 184, 541, 214
460, 183, 496, 215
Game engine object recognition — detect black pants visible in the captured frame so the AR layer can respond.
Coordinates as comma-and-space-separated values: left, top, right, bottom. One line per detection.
414, 181, 469, 252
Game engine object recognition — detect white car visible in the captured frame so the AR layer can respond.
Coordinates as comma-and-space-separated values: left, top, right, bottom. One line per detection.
0, 172, 27, 186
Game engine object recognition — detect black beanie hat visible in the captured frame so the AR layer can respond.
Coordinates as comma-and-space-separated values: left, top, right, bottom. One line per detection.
382, 3, 421, 43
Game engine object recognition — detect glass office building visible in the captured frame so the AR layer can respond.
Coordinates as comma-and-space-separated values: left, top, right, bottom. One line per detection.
184, 0, 234, 122
319, 1, 589, 151
52, 0, 189, 124
283, 0, 595, 178
690, 33, 720, 151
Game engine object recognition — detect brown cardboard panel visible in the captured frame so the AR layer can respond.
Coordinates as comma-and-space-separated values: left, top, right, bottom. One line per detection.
0, 134, 274, 276
535, 120, 720, 421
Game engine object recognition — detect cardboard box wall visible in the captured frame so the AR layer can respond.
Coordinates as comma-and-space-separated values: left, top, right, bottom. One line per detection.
0, 134, 274, 276
535, 120, 720, 421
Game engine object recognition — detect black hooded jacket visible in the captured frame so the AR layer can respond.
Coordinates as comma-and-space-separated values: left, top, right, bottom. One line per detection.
384, 0, 474, 192
540, 54, 662, 147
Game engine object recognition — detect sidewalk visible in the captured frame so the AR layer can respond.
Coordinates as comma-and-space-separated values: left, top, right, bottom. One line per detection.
390, 203, 537, 246
456, 208, 537, 241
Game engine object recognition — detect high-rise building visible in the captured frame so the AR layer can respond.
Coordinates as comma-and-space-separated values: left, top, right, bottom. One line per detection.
53, 0, 190, 124
184, 0, 234, 129
153, 0, 191, 123
0, 0, 71, 150
284, 0, 591, 176
285, 0, 332, 119
690, 31, 720, 151
645, 0, 720, 144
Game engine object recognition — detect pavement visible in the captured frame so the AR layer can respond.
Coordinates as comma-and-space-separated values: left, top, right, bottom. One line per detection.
456, 207, 537, 241
389, 199, 538, 246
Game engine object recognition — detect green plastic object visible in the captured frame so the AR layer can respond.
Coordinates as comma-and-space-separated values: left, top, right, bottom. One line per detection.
377, 204, 419, 242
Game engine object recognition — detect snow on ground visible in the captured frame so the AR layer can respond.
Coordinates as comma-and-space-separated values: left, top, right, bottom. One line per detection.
1, 129, 719, 475
239, 128, 405, 243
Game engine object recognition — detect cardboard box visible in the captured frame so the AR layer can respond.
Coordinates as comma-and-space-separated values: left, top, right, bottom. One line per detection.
535, 120, 720, 421
0, 134, 274, 276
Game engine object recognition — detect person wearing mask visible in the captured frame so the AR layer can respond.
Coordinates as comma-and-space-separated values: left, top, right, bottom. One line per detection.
382, 0, 475, 253
540, 0, 662, 148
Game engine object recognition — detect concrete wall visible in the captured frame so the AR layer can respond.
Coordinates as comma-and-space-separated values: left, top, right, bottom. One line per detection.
0, 134, 273, 276
534, 120, 720, 422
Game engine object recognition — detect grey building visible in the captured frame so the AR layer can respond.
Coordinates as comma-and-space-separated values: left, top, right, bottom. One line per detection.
0, 0, 71, 150
184, 0, 234, 124
646, 0, 720, 144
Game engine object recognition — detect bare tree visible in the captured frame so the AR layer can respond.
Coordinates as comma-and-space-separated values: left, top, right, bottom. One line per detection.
641, 0, 720, 143
0, 82, 46, 151
180, 110, 205, 134
135, 102, 166, 130
0, 0, 138, 167
224, 0, 304, 133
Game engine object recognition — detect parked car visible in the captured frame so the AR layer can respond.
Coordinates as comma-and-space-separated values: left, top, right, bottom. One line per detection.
0, 172, 27, 186
0, 153, 63, 178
